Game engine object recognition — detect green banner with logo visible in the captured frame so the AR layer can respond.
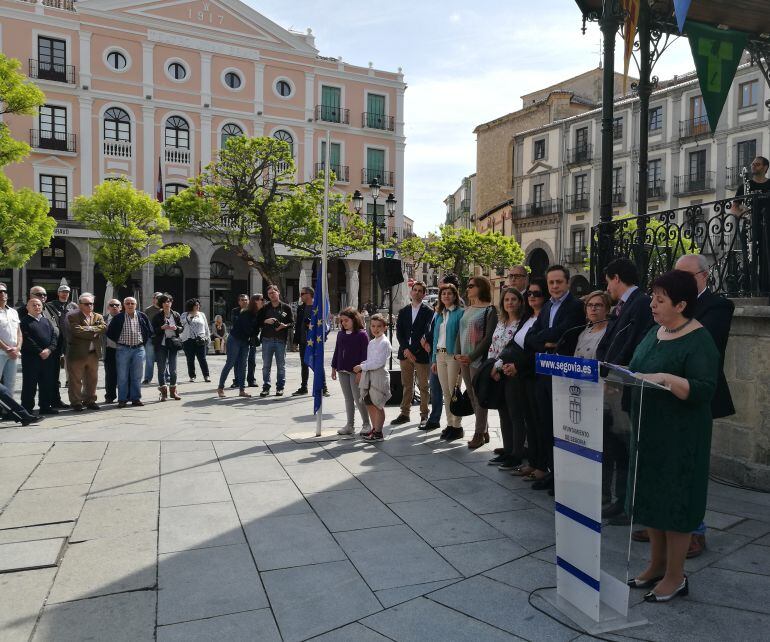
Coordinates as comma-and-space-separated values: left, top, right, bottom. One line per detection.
686, 21, 748, 133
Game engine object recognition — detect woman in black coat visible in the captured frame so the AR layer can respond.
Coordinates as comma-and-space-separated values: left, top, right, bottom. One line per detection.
152, 294, 182, 401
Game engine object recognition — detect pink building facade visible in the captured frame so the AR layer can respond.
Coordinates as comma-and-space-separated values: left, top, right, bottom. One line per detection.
0, 0, 406, 314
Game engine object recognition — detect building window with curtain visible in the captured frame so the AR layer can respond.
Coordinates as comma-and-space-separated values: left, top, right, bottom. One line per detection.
40, 174, 68, 220
221, 123, 244, 148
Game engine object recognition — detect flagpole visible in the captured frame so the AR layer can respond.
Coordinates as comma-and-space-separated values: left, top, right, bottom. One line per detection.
317, 130, 331, 437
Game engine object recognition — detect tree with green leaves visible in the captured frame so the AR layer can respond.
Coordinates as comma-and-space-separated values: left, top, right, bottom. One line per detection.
72, 178, 190, 289
163, 135, 371, 285
0, 53, 56, 269
403, 225, 524, 283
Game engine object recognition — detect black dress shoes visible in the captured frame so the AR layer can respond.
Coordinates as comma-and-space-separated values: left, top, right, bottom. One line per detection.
39, 408, 59, 415
532, 473, 554, 491
643, 577, 688, 603
21, 415, 44, 426
444, 427, 464, 442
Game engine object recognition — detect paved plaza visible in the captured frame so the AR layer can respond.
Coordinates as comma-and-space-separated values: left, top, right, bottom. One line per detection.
1, 341, 769, 641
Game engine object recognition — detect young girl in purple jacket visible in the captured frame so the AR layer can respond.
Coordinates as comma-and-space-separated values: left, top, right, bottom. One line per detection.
331, 307, 371, 436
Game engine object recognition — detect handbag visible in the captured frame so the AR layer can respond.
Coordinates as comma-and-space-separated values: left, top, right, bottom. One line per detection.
166, 336, 183, 351
449, 372, 475, 416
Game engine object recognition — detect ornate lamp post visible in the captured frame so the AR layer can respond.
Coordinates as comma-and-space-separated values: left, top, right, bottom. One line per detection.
353, 179, 396, 309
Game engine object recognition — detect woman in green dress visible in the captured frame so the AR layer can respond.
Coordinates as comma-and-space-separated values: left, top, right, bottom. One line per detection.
626, 269, 718, 603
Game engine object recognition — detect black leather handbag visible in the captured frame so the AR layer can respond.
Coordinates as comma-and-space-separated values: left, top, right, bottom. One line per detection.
449, 372, 475, 416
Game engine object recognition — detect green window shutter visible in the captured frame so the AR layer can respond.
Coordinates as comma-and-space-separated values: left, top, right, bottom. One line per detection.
321, 142, 341, 168
367, 148, 385, 179
367, 94, 386, 128
321, 86, 341, 122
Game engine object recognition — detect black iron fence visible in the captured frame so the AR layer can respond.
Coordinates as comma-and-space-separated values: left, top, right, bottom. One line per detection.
566, 145, 593, 165
362, 112, 395, 131
590, 193, 770, 297
314, 162, 349, 183
29, 59, 77, 84
30, 129, 77, 152
315, 105, 350, 125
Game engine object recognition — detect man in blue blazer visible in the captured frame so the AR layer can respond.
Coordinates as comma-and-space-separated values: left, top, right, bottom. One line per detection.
392, 281, 434, 428
525, 265, 585, 491
106, 298, 153, 407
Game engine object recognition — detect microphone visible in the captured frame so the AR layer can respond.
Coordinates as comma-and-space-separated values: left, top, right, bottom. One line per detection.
598, 319, 635, 377
552, 323, 588, 354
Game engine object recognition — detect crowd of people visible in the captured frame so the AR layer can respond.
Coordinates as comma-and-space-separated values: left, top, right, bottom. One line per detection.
0, 252, 734, 604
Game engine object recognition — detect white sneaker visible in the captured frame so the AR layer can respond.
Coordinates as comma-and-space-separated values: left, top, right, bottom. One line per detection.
359, 426, 372, 436
337, 426, 354, 435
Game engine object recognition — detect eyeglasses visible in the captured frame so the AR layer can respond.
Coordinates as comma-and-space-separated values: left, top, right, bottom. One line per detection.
108, 303, 120, 307
586, 303, 605, 310
81, 302, 94, 306
32, 292, 47, 297
526, 291, 544, 298
0, 290, 7, 294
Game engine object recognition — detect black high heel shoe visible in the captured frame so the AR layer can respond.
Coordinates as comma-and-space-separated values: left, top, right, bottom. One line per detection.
643, 576, 688, 603
627, 575, 664, 589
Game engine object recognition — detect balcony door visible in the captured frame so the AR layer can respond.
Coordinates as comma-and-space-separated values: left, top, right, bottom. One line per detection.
366, 93, 386, 129
689, 150, 707, 190
690, 96, 708, 135
321, 86, 341, 123
366, 148, 385, 184
648, 159, 662, 196
38, 36, 66, 82
39, 105, 67, 150
40, 174, 68, 220
320, 141, 341, 169
737, 140, 757, 172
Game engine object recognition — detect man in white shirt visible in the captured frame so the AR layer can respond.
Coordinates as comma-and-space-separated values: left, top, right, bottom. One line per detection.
0, 283, 21, 394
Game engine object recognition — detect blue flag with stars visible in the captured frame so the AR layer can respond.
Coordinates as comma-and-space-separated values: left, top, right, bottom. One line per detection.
304, 265, 330, 414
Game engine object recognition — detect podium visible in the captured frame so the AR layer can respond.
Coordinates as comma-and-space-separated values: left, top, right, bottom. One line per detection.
535, 354, 668, 635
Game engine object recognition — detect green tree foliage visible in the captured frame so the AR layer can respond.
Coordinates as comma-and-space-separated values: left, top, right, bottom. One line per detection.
0, 54, 54, 269
404, 226, 524, 281
72, 178, 190, 288
163, 136, 371, 285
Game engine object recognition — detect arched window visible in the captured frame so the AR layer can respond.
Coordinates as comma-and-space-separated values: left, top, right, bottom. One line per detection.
165, 116, 189, 149
104, 107, 131, 142
273, 129, 294, 156
221, 123, 244, 148
164, 183, 187, 200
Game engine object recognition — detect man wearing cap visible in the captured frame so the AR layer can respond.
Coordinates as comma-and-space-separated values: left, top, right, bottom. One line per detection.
143, 292, 162, 384
66, 293, 106, 411
48, 285, 78, 408
0, 283, 22, 394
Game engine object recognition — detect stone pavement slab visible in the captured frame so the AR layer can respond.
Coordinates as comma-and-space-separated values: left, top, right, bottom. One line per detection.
47, 531, 157, 603
0, 484, 89, 529
70, 492, 157, 542
361, 597, 522, 642
357, 468, 443, 504
0, 455, 45, 485
33, 590, 156, 642
160, 440, 215, 454
160, 450, 221, 475
0, 537, 64, 573
156, 608, 281, 642
21, 460, 100, 491
160, 470, 231, 507
388, 496, 503, 547
212, 440, 270, 458
89, 462, 159, 497
310, 622, 391, 641
220, 454, 288, 484
43, 442, 107, 463
100, 442, 159, 466
432, 475, 534, 515
483, 555, 557, 593
284, 460, 362, 494
396, 453, 479, 481
306, 488, 403, 533
229, 480, 311, 520
266, 441, 333, 465
159, 501, 244, 554
323, 444, 404, 474
0, 443, 52, 457
0, 568, 57, 642
244, 512, 347, 571
373, 579, 461, 609
712, 542, 770, 575
334, 524, 460, 591
481, 507, 556, 552
157, 543, 267, 625
435, 538, 529, 577
261, 559, 381, 642
690, 566, 770, 614
0, 522, 73, 544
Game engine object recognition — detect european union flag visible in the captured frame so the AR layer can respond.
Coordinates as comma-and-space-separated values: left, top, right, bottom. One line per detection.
304, 265, 330, 413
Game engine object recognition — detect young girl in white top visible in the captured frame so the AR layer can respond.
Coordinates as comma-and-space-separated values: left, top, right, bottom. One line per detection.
353, 314, 392, 441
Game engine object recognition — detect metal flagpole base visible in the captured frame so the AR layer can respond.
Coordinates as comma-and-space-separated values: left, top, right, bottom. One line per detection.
539, 589, 647, 636
284, 431, 352, 443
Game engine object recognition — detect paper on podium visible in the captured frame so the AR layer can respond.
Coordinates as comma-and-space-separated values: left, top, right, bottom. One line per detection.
600, 363, 670, 391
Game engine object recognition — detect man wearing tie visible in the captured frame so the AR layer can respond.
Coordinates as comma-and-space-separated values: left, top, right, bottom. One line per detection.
525, 265, 585, 491
596, 258, 654, 521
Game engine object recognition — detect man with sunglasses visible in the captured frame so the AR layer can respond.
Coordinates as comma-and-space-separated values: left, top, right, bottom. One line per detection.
66, 293, 106, 411
103, 299, 122, 403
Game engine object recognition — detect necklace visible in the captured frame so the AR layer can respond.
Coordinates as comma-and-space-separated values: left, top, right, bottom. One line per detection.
662, 318, 692, 334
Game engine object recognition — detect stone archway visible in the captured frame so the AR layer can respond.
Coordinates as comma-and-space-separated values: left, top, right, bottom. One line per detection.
527, 247, 551, 278
570, 274, 591, 298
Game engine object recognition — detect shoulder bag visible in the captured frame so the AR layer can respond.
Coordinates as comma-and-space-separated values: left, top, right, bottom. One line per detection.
449, 372, 475, 416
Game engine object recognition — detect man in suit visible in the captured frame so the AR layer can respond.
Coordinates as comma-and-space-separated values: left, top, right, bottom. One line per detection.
0, 381, 44, 426
66, 293, 107, 411
20, 298, 60, 416
596, 258, 655, 521
525, 265, 585, 491
392, 281, 434, 428
47, 285, 78, 409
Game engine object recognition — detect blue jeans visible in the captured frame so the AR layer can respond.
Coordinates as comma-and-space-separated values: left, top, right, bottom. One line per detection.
261, 338, 286, 390
218, 335, 249, 389
428, 369, 443, 423
116, 344, 145, 401
0, 352, 19, 394
156, 345, 178, 386
144, 341, 155, 382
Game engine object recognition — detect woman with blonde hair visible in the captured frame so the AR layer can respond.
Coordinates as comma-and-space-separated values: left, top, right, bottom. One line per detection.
331, 307, 371, 436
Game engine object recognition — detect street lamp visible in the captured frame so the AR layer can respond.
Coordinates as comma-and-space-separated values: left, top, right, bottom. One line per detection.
353, 178, 396, 309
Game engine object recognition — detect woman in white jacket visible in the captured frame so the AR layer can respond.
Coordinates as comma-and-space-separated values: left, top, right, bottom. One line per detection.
353, 314, 391, 441
180, 298, 211, 382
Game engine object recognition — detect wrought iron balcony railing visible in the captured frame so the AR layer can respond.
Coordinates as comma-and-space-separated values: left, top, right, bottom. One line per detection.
29, 59, 77, 84
361, 169, 394, 187
49, 201, 68, 220
679, 116, 710, 140
612, 187, 626, 205
590, 192, 770, 297
636, 179, 667, 201
362, 112, 394, 131
673, 172, 715, 196
726, 166, 746, 190
315, 105, 350, 125
566, 145, 593, 165
314, 162, 349, 183
565, 193, 591, 212
513, 198, 562, 218
562, 247, 588, 264
30, 129, 76, 152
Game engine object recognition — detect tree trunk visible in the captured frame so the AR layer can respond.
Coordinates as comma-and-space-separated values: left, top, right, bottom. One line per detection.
233, 246, 280, 286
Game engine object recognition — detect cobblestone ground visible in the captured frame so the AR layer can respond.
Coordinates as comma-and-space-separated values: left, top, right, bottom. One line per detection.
1, 338, 769, 641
